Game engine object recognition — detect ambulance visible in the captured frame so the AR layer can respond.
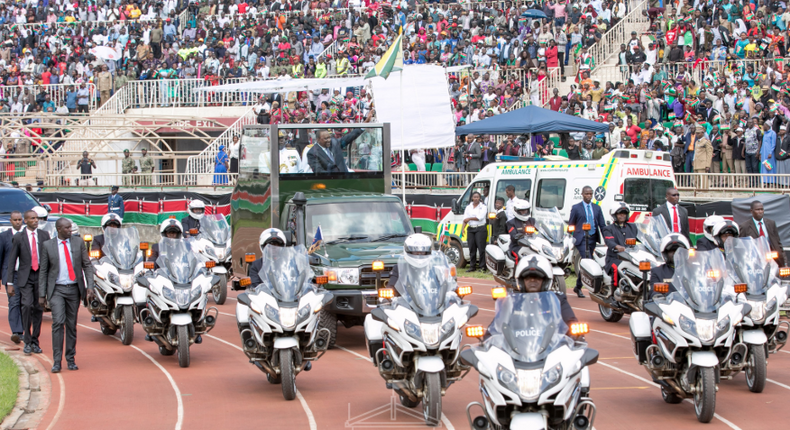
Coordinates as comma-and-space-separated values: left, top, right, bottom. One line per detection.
437, 149, 676, 267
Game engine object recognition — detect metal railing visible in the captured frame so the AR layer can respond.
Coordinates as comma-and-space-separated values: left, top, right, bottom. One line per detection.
675, 173, 790, 193
185, 107, 258, 178
44, 172, 237, 189
0, 83, 98, 112
392, 171, 479, 191
585, 0, 650, 73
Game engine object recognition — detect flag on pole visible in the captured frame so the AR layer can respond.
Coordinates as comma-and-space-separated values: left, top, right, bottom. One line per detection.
364, 28, 404, 80
308, 226, 323, 254
438, 223, 450, 247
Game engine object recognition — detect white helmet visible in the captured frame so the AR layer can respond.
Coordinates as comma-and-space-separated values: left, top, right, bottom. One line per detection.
159, 218, 183, 239
712, 220, 739, 248
513, 199, 531, 221
403, 233, 433, 267
188, 200, 206, 220
659, 233, 690, 262
101, 213, 123, 231
71, 222, 80, 237
259, 228, 286, 252
609, 202, 631, 219
514, 254, 554, 293
32, 206, 48, 220
702, 215, 724, 242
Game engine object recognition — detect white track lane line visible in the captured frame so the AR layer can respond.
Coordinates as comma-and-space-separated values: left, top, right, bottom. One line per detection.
78, 324, 184, 430
204, 334, 317, 430
335, 345, 456, 430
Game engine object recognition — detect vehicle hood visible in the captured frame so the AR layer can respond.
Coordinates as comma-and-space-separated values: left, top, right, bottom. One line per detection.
324, 241, 404, 267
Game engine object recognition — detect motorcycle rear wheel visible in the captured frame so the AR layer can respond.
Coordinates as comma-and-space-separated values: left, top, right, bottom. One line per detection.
694, 367, 716, 423
745, 345, 767, 393
422, 372, 442, 427
598, 304, 624, 323
120, 306, 134, 345
177, 325, 190, 368
280, 348, 297, 400
212, 274, 228, 305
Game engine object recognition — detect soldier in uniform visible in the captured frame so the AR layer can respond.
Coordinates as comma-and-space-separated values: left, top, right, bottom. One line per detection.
139, 148, 155, 186
108, 186, 124, 219
121, 149, 136, 186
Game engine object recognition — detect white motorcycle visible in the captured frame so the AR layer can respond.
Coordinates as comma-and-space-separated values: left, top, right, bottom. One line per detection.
631, 248, 750, 423
191, 214, 232, 305
86, 227, 145, 345
462, 291, 598, 430
722, 236, 789, 392
136, 238, 219, 367
364, 253, 478, 426
485, 207, 572, 293
235, 245, 334, 400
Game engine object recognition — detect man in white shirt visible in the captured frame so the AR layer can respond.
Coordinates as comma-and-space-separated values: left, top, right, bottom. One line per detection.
504, 185, 517, 221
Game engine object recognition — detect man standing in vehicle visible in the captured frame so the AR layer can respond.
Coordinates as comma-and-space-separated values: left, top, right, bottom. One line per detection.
306, 129, 364, 173
569, 186, 605, 298
739, 201, 785, 267
652, 187, 689, 240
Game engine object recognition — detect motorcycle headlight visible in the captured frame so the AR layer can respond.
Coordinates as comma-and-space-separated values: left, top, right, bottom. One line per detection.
541, 363, 563, 393
119, 274, 134, 292
163, 287, 176, 303
715, 316, 730, 339
280, 307, 297, 329
440, 318, 456, 341
696, 318, 716, 343
678, 314, 698, 339
296, 304, 311, 326
175, 288, 191, 307
515, 368, 542, 400
421, 322, 440, 346
214, 246, 226, 261
108, 272, 121, 287
542, 245, 558, 260
747, 299, 766, 323
264, 304, 280, 325
766, 297, 778, 317
203, 246, 218, 260
496, 365, 520, 395
404, 319, 422, 341
190, 285, 202, 303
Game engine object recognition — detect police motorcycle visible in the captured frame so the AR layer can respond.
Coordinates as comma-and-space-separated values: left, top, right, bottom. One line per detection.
235, 245, 334, 400
135, 238, 219, 367
190, 214, 232, 305
33, 205, 57, 238
85, 227, 146, 345
721, 236, 790, 392
580, 212, 667, 323
629, 248, 750, 423
462, 256, 598, 430
485, 203, 569, 293
364, 234, 478, 426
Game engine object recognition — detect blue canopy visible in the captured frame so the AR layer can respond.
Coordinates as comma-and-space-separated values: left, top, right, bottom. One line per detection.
520, 9, 548, 18
455, 105, 609, 135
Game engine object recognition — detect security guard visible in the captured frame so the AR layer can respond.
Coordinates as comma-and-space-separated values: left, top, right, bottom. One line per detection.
139, 148, 155, 185
181, 200, 205, 236
248, 228, 288, 285
602, 203, 638, 279
122, 149, 136, 186
91, 213, 123, 255
506, 199, 536, 263
489, 197, 507, 244
108, 186, 124, 218
649, 233, 690, 297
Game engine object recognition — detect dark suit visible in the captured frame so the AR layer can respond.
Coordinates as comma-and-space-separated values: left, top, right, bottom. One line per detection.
4, 228, 50, 347
39, 236, 93, 365
306, 129, 364, 173
569, 201, 606, 290
0, 228, 22, 335
465, 142, 482, 172
181, 217, 201, 236
739, 218, 785, 267
652, 203, 689, 240
489, 210, 507, 244
91, 234, 106, 255
249, 258, 264, 286
602, 223, 638, 276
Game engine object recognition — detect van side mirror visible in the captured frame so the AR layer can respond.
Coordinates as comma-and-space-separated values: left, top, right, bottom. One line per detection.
451, 198, 460, 214
309, 254, 321, 266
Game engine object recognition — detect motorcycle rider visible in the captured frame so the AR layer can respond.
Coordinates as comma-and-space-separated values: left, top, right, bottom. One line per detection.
695, 215, 724, 251
514, 254, 578, 326
386, 233, 433, 288
506, 199, 536, 264
91, 213, 123, 255
602, 203, 638, 282
148, 219, 185, 266
248, 228, 288, 285
712, 221, 740, 252
649, 234, 691, 297
489, 197, 508, 244
181, 200, 205, 237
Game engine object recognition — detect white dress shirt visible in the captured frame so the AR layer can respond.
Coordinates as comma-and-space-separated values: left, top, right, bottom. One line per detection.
464, 202, 487, 228
505, 197, 517, 221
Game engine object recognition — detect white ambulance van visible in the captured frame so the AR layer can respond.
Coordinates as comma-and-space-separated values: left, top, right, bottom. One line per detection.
438, 149, 675, 267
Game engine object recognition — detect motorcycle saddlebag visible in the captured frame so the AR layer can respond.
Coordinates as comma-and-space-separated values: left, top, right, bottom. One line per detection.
485, 245, 505, 276
629, 312, 652, 364
579, 259, 603, 294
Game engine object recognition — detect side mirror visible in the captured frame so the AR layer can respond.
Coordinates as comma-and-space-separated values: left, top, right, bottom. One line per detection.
136, 275, 150, 288
451, 198, 459, 214
309, 254, 322, 266
237, 292, 252, 307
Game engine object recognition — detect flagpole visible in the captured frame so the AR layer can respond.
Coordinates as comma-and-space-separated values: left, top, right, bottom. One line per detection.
400, 68, 405, 204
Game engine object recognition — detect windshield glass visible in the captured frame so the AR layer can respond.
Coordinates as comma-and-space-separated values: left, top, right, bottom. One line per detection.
724, 236, 777, 295
0, 191, 40, 214
157, 238, 200, 284
306, 201, 412, 243
104, 227, 140, 270
484, 292, 572, 362
200, 214, 230, 245
255, 245, 312, 302
670, 248, 729, 312
394, 253, 457, 317
637, 215, 670, 260
532, 207, 565, 244
38, 220, 57, 237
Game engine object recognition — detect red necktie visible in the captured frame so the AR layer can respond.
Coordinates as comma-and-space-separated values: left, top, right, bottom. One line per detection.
31, 231, 38, 271
759, 222, 765, 237
672, 206, 680, 233
63, 240, 76, 281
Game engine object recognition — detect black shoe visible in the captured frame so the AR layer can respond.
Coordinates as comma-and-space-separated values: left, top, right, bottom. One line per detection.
304, 361, 312, 371
67, 362, 79, 371
465, 268, 477, 273
573, 288, 586, 298
51, 363, 61, 373
195, 335, 202, 344
32, 345, 43, 354
10, 333, 20, 344
23, 344, 32, 355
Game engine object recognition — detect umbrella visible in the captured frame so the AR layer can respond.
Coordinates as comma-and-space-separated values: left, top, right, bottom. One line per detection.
89, 46, 119, 61
520, 9, 548, 19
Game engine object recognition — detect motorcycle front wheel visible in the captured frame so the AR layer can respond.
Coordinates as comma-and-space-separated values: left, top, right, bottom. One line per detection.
177, 325, 190, 368
422, 372, 442, 427
280, 348, 297, 401
212, 274, 228, 305
120, 305, 134, 345
694, 367, 716, 423
553, 275, 567, 295
745, 344, 767, 393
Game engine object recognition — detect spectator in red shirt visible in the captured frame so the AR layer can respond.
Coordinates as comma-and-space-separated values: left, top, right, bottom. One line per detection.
549, 88, 563, 111
625, 117, 642, 145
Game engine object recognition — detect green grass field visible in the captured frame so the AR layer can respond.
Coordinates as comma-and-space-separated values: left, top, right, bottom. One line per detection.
0, 352, 19, 421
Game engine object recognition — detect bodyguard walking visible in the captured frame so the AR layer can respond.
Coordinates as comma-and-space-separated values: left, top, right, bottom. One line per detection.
568, 186, 605, 298
1, 210, 24, 344
40, 218, 94, 373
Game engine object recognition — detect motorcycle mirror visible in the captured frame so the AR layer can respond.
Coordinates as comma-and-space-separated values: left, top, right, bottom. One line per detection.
210, 275, 221, 286
136, 275, 150, 288
237, 292, 252, 307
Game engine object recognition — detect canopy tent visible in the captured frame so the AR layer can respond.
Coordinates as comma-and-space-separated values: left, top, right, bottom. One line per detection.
455, 105, 610, 135
192, 77, 367, 93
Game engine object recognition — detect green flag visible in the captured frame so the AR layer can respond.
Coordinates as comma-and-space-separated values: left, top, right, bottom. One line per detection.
365, 29, 404, 80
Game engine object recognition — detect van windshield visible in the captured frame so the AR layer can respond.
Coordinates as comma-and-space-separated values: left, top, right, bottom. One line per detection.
623, 178, 674, 212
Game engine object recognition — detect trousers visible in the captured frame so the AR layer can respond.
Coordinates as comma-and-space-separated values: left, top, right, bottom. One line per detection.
50, 284, 81, 364
19, 271, 42, 346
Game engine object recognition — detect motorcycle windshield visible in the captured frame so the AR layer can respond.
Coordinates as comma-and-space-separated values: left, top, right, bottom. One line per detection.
670, 248, 728, 313
104, 227, 140, 270
532, 207, 565, 244
256, 245, 312, 302
393, 253, 455, 317
637, 216, 670, 261
200, 214, 230, 245
724, 236, 776, 295
157, 238, 200, 284
485, 292, 570, 362
38, 221, 56, 238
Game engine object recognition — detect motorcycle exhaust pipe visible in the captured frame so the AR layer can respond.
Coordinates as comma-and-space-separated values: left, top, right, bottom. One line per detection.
574, 415, 590, 429
471, 416, 488, 430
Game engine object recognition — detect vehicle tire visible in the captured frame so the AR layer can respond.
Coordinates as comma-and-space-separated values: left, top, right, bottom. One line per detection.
694, 367, 716, 423
745, 344, 767, 393
159, 346, 175, 356
318, 310, 337, 349
177, 325, 190, 368
444, 239, 466, 269
267, 372, 282, 385
661, 387, 683, 404
212, 274, 228, 305
280, 348, 297, 401
399, 393, 420, 408
120, 305, 134, 345
100, 323, 117, 336
598, 304, 624, 323
422, 372, 442, 427
553, 275, 567, 295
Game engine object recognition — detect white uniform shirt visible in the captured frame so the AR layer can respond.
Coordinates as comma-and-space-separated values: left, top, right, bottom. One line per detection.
464, 202, 487, 228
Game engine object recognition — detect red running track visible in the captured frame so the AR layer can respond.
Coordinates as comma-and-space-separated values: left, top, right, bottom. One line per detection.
1, 278, 788, 430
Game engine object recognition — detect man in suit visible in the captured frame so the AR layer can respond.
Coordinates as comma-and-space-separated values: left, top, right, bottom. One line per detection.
39, 218, 94, 373
306, 128, 364, 173
3, 209, 51, 355
568, 186, 606, 298
464, 135, 482, 172
1, 211, 25, 344
652, 187, 689, 240
739, 200, 785, 267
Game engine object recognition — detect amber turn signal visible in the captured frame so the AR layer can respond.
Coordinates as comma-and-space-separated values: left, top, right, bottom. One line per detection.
639, 261, 651, 271
89, 250, 100, 259
189, 228, 199, 235
143, 262, 155, 270
465, 325, 485, 338
239, 278, 251, 287
568, 225, 576, 233
139, 242, 149, 250
491, 287, 507, 299
653, 283, 669, 294
734, 283, 748, 294
582, 223, 591, 231
245, 253, 256, 263
378, 288, 395, 299
83, 234, 93, 242
625, 238, 637, 246
456, 286, 472, 297
779, 267, 790, 278
205, 261, 216, 269
488, 212, 496, 219
525, 226, 535, 234
570, 323, 589, 336
767, 251, 779, 261
372, 260, 385, 271
315, 276, 328, 285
